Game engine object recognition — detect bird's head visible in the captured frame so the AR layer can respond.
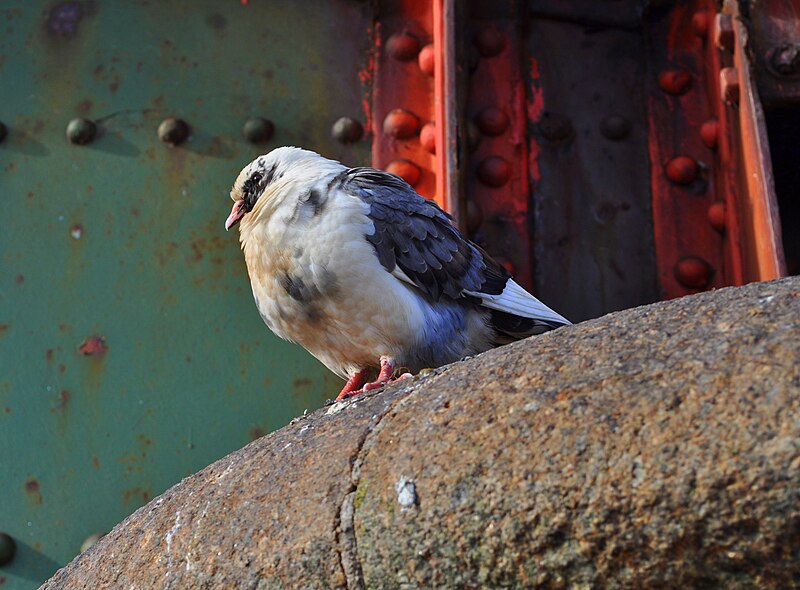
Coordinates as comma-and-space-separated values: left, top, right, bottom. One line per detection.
225, 146, 343, 232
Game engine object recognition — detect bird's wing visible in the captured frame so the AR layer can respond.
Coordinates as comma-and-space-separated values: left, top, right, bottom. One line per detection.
335, 167, 570, 331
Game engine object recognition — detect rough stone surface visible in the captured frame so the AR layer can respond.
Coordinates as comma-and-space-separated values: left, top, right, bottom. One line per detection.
41, 278, 800, 589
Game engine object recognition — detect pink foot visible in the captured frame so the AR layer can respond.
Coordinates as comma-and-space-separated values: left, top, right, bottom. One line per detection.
335, 358, 411, 400
335, 370, 367, 401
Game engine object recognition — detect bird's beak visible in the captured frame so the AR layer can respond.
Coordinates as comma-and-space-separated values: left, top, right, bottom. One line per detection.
225, 199, 246, 231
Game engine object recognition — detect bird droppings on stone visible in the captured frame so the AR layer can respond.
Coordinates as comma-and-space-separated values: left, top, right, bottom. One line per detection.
395, 477, 417, 510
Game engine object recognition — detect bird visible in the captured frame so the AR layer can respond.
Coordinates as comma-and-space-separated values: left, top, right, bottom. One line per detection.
225, 147, 571, 401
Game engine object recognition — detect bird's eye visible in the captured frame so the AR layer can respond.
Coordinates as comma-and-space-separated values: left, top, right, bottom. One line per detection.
250, 172, 262, 184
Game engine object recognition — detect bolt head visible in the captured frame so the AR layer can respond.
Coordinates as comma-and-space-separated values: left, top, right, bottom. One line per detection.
700, 119, 719, 149
387, 32, 420, 61
66, 118, 97, 145
474, 26, 506, 58
475, 107, 509, 136
658, 69, 692, 95
0, 121, 7, 143
158, 117, 190, 146
707, 201, 726, 232
418, 44, 435, 76
0, 532, 16, 566
600, 115, 631, 140
674, 256, 713, 289
692, 11, 709, 38
242, 117, 274, 144
538, 112, 574, 143
477, 156, 511, 187
386, 160, 421, 187
383, 109, 419, 139
714, 13, 735, 52
666, 156, 699, 185
331, 117, 363, 144
420, 123, 436, 154
720, 67, 740, 105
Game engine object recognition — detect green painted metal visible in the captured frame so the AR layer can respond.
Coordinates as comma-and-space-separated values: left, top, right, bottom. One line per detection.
0, 2, 372, 587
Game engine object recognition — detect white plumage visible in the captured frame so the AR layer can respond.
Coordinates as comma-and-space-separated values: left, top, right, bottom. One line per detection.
225, 147, 570, 400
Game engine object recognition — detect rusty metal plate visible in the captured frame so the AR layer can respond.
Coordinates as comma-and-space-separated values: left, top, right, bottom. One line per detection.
0, 2, 372, 587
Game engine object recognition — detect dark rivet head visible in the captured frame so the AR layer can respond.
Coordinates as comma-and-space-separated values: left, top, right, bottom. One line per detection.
474, 26, 506, 58
0, 532, 16, 566
466, 200, 483, 234
157, 117, 190, 146
66, 118, 97, 145
331, 117, 363, 144
539, 112, 574, 143
383, 109, 419, 139
707, 201, 726, 232
420, 123, 436, 154
674, 256, 713, 289
242, 117, 274, 144
0, 121, 7, 143
387, 32, 420, 61
700, 119, 719, 149
475, 107, 509, 136
768, 44, 800, 78
477, 156, 511, 187
692, 11, 709, 38
665, 156, 699, 185
418, 44, 435, 76
658, 69, 692, 95
80, 532, 106, 553
600, 115, 631, 140
720, 67, 740, 105
386, 160, 421, 187
714, 13, 735, 52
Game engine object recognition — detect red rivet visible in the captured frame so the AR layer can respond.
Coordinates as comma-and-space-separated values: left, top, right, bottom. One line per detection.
383, 109, 419, 139
474, 26, 506, 58
720, 67, 740, 105
418, 44, 435, 76
707, 201, 726, 232
700, 119, 719, 149
477, 156, 511, 187
474, 107, 509, 136
674, 256, 713, 289
466, 201, 483, 234
658, 69, 692, 95
420, 123, 436, 154
714, 13, 735, 52
665, 156, 699, 185
386, 32, 420, 61
692, 11, 709, 38
386, 160, 421, 187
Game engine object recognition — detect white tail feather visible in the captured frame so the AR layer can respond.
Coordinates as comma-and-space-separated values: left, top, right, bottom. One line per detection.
466, 280, 571, 326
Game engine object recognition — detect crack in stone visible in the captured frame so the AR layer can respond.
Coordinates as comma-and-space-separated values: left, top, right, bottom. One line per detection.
334, 385, 417, 590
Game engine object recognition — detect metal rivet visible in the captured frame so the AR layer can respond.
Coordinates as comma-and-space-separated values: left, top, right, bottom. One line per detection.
466, 200, 483, 234
80, 532, 106, 553
474, 26, 506, 58
665, 156, 699, 185
539, 112, 574, 143
707, 201, 726, 232
600, 115, 631, 140
475, 107, 509, 136
0, 121, 7, 143
383, 109, 419, 139
692, 11, 709, 38
714, 13, 734, 52
420, 123, 436, 154
242, 117, 274, 144
477, 156, 511, 187
720, 67, 740, 105
700, 119, 719, 149
658, 69, 692, 95
767, 44, 800, 78
158, 117, 190, 146
66, 118, 97, 145
387, 32, 420, 61
331, 117, 363, 144
674, 256, 713, 289
0, 532, 16, 566
386, 160, 421, 187
418, 44, 435, 76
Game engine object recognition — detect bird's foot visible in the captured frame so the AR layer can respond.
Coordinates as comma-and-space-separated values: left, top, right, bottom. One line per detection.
335, 357, 411, 401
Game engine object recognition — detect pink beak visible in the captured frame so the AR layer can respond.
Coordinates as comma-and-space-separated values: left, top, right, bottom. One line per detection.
225, 199, 246, 231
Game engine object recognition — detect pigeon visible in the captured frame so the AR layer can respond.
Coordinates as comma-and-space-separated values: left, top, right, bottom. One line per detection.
225, 147, 571, 401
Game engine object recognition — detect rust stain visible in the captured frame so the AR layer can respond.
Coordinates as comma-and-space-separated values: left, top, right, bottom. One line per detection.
50, 389, 70, 413
78, 335, 107, 356
3, 407, 11, 414
15, 274, 24, 284
77, 99, 92, 112
92, 455, 100, 469
44, 1, 88, 37
46, 348, 54, 362
24, 478, 43, 505
122, 487, 152, 507
0, 324, 8, 336
249, 426, 266, 441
